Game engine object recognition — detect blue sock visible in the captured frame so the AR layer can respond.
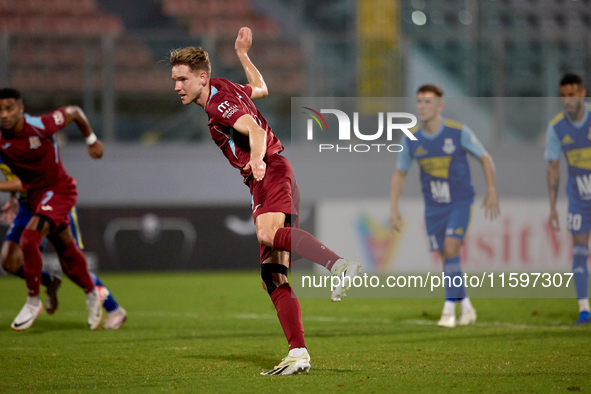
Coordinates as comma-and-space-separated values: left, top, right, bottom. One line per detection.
13, 265, 51, 287
573, 245, 589, 299
444, 256, 466, 301
90, 272, 119, 313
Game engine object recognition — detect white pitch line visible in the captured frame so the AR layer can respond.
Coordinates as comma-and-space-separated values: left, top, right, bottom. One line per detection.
0, 310, 575, 330
236, 313, 575, 330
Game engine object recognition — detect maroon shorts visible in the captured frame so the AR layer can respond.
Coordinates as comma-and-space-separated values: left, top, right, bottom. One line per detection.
28, 180, 77, 232
249, 154, 300, 263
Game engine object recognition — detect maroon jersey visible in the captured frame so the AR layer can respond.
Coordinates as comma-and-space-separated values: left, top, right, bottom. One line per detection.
205, 77, 284, 183
0, 109, 75, 193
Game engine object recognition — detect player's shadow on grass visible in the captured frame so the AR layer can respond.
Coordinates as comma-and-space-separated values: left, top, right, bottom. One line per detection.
181, 353, 279, 369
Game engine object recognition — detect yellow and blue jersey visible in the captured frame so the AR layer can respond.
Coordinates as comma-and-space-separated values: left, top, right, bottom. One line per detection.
545, 103, 591, 209
0, 157, 27, 202
0, 156, 83, 248
396, 118, 486, 206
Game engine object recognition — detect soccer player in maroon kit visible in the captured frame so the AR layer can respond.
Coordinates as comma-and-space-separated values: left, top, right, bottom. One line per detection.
170, 27, 362, 375
0, 88, 109, 331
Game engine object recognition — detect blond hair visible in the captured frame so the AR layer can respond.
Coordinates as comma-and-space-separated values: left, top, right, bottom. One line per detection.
169, 46, 211, 77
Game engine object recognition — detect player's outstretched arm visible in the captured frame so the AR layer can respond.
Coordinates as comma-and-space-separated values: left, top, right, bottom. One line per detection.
478, 152, 500, 220
233, 114, 268, 181
389, 170, 407, 232
547, 159, 560, 231
235, 27, 268, 100
0, 178, 23, 193
62, 105, 104, 159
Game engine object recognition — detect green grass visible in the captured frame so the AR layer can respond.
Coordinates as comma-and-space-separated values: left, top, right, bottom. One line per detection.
1, 272, 589, 393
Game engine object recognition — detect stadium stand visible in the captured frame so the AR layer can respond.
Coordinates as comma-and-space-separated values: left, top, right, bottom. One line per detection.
0, 0, 303, 95
401, 0, 591, 97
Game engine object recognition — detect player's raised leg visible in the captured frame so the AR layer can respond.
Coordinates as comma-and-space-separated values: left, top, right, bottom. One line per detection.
267, 218, 361, 301
253, 162, 361, 302
572, 232, 590, 325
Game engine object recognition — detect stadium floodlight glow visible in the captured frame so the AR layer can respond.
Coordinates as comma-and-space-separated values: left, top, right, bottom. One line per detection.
412, 11, 427, 26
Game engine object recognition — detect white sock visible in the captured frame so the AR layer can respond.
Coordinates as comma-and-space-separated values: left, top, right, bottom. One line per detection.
578, 299, 590, 313
27, 296, 41, 307
443, 300, 455, 315
288, 347, 308, 358
86, 287, 98, 301
460, 297, 474, 312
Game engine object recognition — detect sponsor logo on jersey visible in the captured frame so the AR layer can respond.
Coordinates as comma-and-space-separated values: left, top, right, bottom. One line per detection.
442, 138, 456, 155
561, 134, 574, 144
222, 105, 239, 119
29, 137, 41, 149
217, 100, 239, 120
418, 156, 453, 179
217, 100, 231, 112
41, 205, 53, 211
566, 147, 591, 170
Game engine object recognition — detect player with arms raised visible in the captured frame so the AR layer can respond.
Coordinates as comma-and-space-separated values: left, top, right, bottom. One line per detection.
545, 73, 591, 325
0, 88, 108, 331
390, 84, 500, 327
170, 27, 361, 375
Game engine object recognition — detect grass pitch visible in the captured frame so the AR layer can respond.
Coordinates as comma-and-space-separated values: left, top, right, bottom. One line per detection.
1, 271, 589, 393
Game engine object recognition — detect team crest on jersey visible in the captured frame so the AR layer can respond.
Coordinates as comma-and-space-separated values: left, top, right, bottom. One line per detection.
414, 145, 428, 156
29, 137, 41, 149
562, 134, 574, 145
442, 138, 456, 155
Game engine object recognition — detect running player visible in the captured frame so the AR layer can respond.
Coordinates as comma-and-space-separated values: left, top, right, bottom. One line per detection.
389, 84, 500, 328
0, 170, 127, 330
545, 73, 591, 325
169, 27, 361, 375
0, 87, 107, 331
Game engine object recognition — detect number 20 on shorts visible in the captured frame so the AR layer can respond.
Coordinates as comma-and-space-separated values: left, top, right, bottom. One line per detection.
567, 213, 582, 231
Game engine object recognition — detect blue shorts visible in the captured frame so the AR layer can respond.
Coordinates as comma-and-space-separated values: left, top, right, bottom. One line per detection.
425, 200, 472, 252
567, 200, 591, 235
4, 200, 83, 249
